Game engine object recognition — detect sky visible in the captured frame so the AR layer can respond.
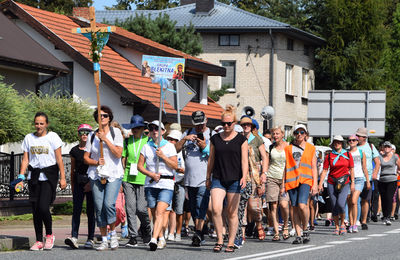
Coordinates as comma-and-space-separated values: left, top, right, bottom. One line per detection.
92, 0, 135, 10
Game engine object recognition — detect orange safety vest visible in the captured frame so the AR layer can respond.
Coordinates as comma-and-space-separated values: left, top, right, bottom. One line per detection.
284, 142, 315, 191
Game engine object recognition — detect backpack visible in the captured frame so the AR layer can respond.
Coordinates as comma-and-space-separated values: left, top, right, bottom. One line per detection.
90, 127, 115, 144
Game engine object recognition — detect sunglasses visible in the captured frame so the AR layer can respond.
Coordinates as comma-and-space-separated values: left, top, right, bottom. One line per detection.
221, 121, 233, 126
148, 125, 159, 131
78, 130, 91, 136
100, 114, 109, 118
348, 139, 358, 142
240, 123, 252, 127
294, 130, 305, 135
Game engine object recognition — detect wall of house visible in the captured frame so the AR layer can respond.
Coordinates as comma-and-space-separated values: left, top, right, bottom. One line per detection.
13, 20, 132, 124
0, 66, 37, 95
199, 31, 315, 132
199, 32, 271, 124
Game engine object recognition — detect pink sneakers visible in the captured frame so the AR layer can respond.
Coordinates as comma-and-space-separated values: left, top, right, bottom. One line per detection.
30, 241, 44, 251
44, 234, 55, 250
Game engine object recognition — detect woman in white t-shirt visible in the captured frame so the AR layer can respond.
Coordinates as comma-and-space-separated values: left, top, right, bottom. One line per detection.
84, 106, 124, 251
137, 120, 177, 251
347, 134, 369, 233
18, 112, 66, 251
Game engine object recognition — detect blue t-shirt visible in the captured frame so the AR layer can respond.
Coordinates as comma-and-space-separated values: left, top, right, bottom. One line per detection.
358, 142, 379, 179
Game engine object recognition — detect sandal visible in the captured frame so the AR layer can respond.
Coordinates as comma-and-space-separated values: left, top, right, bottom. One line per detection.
213, 243, 224, 253
258, 227, 266, 241
340, 225, 347, 235
282, 227, 290, 240
272, 233, 280, 241
225, 245, 235, 253
334, 229, 339, 235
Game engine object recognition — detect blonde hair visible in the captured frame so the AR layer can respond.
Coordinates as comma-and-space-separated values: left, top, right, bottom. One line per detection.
221, 104, 237, 122
271, 126, 284, 135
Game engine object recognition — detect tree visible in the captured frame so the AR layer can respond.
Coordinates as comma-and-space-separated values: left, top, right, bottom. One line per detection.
108, 0, 178, 10
17, 0, 92, 15
113, 13, 202, 55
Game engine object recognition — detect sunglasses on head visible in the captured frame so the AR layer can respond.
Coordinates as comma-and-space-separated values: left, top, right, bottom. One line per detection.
100, 114, 109, 118
294, 130, 305, 135
348, 139, 357, 142
221, 121, 233, 126
148, 125, 159, 131
78, 130, 91, 136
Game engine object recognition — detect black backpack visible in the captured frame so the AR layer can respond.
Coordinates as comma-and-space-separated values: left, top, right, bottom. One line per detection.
90, 127, 115, 144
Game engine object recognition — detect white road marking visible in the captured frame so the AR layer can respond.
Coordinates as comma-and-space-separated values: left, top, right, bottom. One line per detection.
252, 245, 334, 259
326, 240, 352, 244
346, 237, 370, 241
224, 245, 315, 260
367, 234, 387, 237
384, 230, 400, 234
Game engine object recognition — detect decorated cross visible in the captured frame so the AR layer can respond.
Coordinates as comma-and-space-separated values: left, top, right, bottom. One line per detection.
71, 7, 115, 159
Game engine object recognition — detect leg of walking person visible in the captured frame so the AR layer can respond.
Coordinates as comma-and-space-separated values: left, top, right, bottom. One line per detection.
269, 201, 280, 239
211, 187, 226, 249
225, 191, 241, 249
279, 199, 290, 239
123, 182, 139, 243
235, 182, 251, 246
36, 181, 54, 250
360, 181, 372, 229
136, 185, 152, 243
174, 184, 185, 241
379, 181, 397, 224
390, 188, 398, 219
104, 179, 122, 249
327, 184, 340, 234
85, 189, 96, 244
336, 184, 350, 234
71, 183, 84, 239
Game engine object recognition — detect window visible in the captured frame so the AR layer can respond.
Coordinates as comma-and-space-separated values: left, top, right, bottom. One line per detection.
184, 75, 201, 103
285, 64, 293, 95
287, 38, 294, 50
284, 125, 292, 139
302, 69, 311, 97
38, 62, 73, 96
220, 60, 236, 90
304, 45, 310, 56
219, 34, 240, 46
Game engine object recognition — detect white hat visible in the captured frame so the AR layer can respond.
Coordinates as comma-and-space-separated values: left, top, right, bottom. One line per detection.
169, 123, 181, 131
293, 124, 308, 133
148, 120, 165, 130
167, 130, 182, 141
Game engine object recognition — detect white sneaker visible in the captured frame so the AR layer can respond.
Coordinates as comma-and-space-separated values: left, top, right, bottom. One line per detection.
64, 237, 79, 249
84, 239, 94, 249
96, 241, 108, 251
356, 220, 361, 226
266, 227, 274, 236
167, 234, 175, 241
175, 234, 182, 242
289, 228, 296, 237
110, 234, 119, 250
157, 239, 166, 249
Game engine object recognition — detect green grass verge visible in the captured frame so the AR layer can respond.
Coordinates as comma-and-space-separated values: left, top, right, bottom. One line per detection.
0, 214, 62, 221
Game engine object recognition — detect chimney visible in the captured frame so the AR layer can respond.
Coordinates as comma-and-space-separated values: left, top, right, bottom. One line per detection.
181, 0, 196, 5
196, 0, 214, 13
72, 7, 90, 20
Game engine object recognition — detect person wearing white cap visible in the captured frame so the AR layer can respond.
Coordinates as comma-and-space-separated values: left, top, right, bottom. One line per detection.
165, 129, 186, 242
355, 127, 380, 230
318, 135, 355, 235
137, 120, 178, 251
282, 124, 318, 244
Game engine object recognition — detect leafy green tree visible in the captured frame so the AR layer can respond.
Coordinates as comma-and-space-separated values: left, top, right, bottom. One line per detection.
113, 13, 202, 55
17, 0, 92, 15
108, 0, 178, 10
0, 76, 31, 145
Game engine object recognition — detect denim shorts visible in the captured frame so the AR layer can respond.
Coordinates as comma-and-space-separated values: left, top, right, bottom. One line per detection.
187, 186, 210, 220
145, 187, 173, 209
211, 178, 241, 193
353, 177, 365, 192
288, 183, 310, 207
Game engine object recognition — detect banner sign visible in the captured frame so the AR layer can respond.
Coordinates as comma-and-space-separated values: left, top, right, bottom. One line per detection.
141, 55, 185, 80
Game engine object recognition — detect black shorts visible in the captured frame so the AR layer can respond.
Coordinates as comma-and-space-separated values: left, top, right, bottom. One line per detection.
360, 181, 372, 201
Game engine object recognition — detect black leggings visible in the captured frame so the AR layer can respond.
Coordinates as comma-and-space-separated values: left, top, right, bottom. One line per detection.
31, 181, 53, 241
378, 181, 397, 219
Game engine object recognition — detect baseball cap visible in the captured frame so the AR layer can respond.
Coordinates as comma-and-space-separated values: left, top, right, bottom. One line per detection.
167, 130, 182, 141
191, 111, 206, 125
293, 124, 308, 133
78, 124, 92, 132
383, 141, 392, 147
356, 127, 368, 137
148, 120, 165, 130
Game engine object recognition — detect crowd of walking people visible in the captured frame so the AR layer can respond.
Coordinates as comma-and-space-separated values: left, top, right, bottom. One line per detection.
16, 105, 400, 252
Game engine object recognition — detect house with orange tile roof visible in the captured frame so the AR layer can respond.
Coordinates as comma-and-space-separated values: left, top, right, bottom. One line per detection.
0, 0, 226, 127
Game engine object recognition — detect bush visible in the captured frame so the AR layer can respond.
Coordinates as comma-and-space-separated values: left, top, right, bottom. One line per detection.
0, 76, 31, 144
52, 201, 87, 215
24, 91, 97, 143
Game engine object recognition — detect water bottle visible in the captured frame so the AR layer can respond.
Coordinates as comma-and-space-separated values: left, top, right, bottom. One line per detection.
178, 158, 183, 168
10, 178, 24, 193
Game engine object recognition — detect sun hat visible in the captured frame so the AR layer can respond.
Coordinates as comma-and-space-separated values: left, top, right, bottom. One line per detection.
122, 115, 145, 129
240, 116, 252, 125
383, 141, 392, 147
167, 130, 182, 141
355, 127, 368, 137
169, 123, 181, 131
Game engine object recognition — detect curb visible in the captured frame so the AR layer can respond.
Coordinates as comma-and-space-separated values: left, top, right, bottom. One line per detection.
0, 235, 30, 251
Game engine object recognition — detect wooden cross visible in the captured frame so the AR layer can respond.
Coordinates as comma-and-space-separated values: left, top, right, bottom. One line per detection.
71, 7, 115, 162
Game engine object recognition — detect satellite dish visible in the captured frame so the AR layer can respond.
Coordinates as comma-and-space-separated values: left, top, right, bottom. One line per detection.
261, 106, 274, 120
242, 106, 255, 118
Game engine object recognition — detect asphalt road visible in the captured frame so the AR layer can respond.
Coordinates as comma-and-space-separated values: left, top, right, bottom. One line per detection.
1, 220, 399, 260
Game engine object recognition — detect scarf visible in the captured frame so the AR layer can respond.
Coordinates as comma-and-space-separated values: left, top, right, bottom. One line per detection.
332, 149, 349, 166
247, 133, 255, 144
148, 138, 168, 149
